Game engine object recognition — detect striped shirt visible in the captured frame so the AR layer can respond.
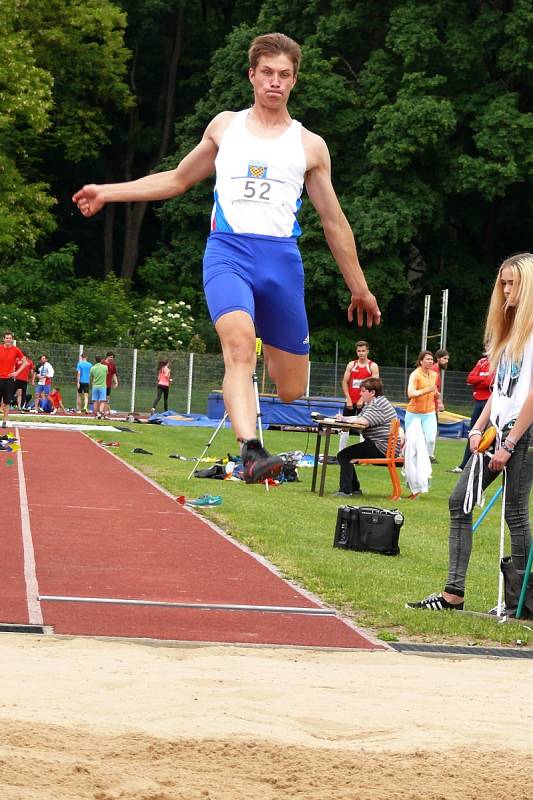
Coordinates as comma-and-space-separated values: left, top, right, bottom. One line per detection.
360, 396, 399, 455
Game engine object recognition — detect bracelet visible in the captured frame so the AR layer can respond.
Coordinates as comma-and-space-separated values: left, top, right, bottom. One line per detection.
501, 442, 514, 455
468, 428, 483, 438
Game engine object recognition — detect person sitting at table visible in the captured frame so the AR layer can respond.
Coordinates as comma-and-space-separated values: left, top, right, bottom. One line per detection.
334, 377, 400, 497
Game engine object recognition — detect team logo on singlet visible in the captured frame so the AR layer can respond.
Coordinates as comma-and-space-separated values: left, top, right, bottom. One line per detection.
247, 162, 268, 178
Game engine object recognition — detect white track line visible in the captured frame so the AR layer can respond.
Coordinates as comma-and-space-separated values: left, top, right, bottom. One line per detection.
16, 431, 43, 625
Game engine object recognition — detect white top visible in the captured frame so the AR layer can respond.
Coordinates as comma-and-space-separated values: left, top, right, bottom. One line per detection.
490, 331, 533, 431
37, 361, 54, 384
211, 109, 306, 238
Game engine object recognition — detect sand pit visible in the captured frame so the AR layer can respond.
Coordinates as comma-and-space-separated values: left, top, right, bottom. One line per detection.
1, 634, 531, 799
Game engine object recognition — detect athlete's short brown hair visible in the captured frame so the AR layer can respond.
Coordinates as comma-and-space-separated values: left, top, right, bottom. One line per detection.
248, 33, 302, 76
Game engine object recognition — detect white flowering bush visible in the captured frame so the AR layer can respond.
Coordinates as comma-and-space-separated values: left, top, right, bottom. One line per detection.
133, 299, 195, 350
0, 304, 38, 340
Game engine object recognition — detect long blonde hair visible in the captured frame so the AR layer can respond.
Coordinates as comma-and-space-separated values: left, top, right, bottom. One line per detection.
484, 252, 533, 369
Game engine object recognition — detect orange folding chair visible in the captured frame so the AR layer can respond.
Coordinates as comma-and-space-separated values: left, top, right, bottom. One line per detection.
350, 417, 404, 500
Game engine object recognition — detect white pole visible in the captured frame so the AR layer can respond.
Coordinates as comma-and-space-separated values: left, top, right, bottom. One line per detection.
79, 343, 84, 358
440, 289, 449, 350
306, 361, 311, 398
421, 294, 431, 350
440, 289, 449, 400
334, 341, 339, 395
130, 348, 138, 413
186, 352, 194, 414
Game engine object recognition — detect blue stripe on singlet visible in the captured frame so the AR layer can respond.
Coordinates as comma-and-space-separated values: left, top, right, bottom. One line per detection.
211, 190, 234, 233
291, 197, 302, 237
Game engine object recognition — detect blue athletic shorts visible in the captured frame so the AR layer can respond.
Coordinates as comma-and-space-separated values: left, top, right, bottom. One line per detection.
92, 387, 107, 402
203, 232, 309, 355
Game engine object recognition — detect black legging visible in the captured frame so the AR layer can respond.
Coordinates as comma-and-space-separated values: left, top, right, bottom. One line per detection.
14, 379, 28, 408
445, 425, 533, 597
152, 384, 169, 411
337, 439, 384, 493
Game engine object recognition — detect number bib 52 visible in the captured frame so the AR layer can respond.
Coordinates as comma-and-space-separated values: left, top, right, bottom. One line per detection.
231, 176, 290, 207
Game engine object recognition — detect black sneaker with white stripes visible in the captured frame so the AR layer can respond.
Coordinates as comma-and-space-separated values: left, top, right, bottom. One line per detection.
405, 593, 464, 611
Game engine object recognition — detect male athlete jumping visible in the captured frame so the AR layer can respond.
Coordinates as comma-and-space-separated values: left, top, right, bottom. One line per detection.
73, 33, 380, 483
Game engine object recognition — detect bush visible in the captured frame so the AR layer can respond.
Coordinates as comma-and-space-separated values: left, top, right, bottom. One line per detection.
133, 299, 196, 350
0, 304, 38, 340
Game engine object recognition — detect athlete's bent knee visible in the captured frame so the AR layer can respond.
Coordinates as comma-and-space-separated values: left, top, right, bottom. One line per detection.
277, 380, 306, 404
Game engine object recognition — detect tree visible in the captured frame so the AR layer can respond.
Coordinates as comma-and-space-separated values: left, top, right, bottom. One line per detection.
0, 0, 133, 272
0, 0, 55, 262
39, 273, 135, 343
96, 1, 259, 281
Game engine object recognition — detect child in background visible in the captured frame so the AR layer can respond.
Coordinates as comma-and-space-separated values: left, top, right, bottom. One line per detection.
49, 387, 67, 415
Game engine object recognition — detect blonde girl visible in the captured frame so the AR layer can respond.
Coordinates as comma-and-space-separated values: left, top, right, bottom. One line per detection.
408, 253, 533, 611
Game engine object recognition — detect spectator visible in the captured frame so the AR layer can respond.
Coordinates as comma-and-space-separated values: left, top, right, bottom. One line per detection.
450, 355, 494, 473
49, 387, 67, 415
0, 331, 28, 428
334, 377, 399, 497
341, 341, 380, 413
405, 350, 439, 459
101, 351, 118, 419
76, 353, 93, 413
14, 349, 34, 410
431, 349, 449, 412
32, 355, 54, 414
151, 359, 172, 414
430, 348, 449, 462
89, 356, 108, 419
339, 341, 379, 451
407, 252, 533, 612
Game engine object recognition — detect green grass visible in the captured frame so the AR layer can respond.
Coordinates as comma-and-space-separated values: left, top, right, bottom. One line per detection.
17, 416, 532, 646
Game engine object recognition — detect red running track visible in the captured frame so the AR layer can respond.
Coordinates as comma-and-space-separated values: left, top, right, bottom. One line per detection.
1, 427, 383, 649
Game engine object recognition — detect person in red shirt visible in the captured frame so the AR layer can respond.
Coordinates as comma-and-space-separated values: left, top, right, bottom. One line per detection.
341, 341, 380, 412
14, 350, 34, 410
450, 355, 494, 473
49, 387, 67, 415
339, 341, 380, 450
0, 331, 28, 428
100, 351, 119, 419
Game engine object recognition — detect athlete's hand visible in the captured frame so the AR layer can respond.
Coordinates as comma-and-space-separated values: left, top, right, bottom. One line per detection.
489, 446, 512, 472
347, 289, 381, 328
72, 184, 105, 217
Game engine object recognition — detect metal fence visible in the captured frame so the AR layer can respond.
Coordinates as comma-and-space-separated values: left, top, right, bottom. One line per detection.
18, 340, 474, 416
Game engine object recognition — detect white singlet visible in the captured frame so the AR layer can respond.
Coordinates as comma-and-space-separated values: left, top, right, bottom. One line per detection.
211, 108, 306, 238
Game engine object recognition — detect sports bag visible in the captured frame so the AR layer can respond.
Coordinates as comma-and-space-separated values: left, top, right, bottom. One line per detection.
500, 556, 533, 619
193, 464, 226, 479
333, 505, 404, 556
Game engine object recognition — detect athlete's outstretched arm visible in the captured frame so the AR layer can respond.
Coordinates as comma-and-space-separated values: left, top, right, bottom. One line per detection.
304, 134, 381, 328
72, 115, 227, 217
